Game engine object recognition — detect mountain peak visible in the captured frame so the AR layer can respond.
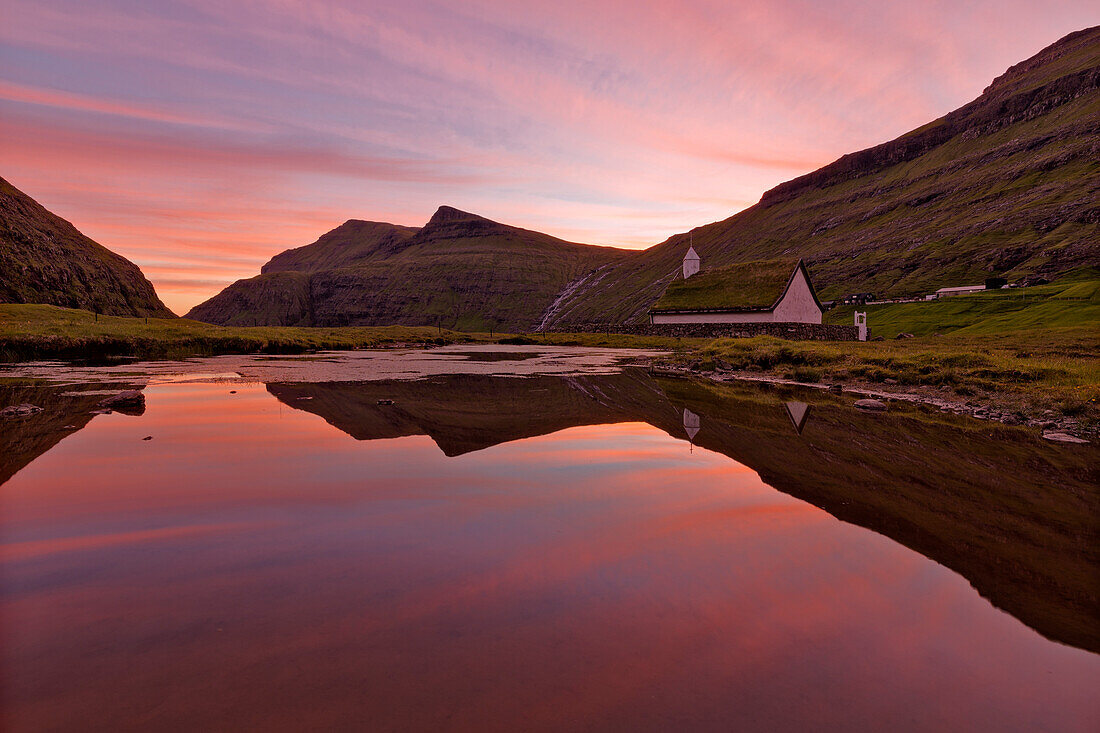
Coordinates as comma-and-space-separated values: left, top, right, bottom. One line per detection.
421, 205, 511, 239
426, 205, 491, 227
260, 218, 419, 274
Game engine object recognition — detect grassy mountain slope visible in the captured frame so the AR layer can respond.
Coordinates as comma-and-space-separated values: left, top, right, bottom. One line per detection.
187, 206, 629, 331
262, 219, 418, 274
544, 26, 1100, 327
0, 176, 174, 318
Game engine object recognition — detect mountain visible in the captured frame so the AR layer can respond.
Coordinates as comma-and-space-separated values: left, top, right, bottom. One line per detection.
0, 176, 174, 318
262, 219, 420, 274
188, 27, 1098, 331
542, 26, 1100, 327
187, 206, 629, 331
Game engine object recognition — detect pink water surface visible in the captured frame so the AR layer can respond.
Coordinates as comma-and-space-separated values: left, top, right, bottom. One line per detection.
1, 383, 1097, 731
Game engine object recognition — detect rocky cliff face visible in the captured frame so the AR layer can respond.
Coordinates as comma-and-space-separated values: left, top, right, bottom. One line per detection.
541, 26, 1100, 327
0, 176, 174, 318
187, 206, 629, 331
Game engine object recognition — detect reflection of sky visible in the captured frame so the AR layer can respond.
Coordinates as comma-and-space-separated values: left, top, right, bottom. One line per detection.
2, 383, 1098, 730
1, 1, 1095, 314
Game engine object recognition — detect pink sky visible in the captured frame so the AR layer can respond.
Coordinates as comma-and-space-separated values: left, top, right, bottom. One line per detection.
1, 1, 1095, 314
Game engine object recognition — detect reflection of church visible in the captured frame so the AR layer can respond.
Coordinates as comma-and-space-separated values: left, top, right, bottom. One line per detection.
681, 401, 812, 453
682, 408, 700, 451
784, 401, 811, 435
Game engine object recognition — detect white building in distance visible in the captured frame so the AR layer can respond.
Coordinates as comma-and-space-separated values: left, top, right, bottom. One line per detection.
935, 285, 986, 298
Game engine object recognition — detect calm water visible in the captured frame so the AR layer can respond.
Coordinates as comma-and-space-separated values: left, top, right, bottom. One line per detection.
1, 355, 1097, 731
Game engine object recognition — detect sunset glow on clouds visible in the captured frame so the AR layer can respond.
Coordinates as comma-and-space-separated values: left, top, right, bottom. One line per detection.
1, 1, 1095, 313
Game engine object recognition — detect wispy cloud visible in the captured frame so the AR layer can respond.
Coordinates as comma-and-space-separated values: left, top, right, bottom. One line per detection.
1, 0, 1094, 311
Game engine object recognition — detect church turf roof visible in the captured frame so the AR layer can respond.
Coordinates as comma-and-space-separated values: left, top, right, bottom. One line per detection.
651, 258, 807, 312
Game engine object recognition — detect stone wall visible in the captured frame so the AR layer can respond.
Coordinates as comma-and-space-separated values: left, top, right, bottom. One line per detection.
547, 322, 862, 341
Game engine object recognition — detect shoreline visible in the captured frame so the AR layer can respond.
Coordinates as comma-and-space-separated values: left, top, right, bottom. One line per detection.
648, 362, 1095, 442
3, 304, 1096, 440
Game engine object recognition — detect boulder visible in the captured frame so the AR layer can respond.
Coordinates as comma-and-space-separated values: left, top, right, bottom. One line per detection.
854, 399, 887, 411
894, 332, 915, 339
1, 403, 43, 418
97, 390, 146, 416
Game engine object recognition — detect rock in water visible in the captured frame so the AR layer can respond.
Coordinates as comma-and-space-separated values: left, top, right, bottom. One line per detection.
854, 399, 887, 411
97, 390, 146, 416
1, 403, 43, 418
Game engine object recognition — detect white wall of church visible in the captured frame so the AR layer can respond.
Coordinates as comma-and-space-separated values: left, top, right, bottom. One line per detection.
772, 269, 822, 324
683, 256, 700, 279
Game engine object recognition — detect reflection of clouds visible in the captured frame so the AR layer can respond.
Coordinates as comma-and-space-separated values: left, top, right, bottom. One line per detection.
5, 393, 1096, 730
0, 521, 269, 561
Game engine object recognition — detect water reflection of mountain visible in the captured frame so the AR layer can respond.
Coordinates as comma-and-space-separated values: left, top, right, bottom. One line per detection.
268, 371, 682, 457
269, 372, 1098, 654
0, 384, 143, 486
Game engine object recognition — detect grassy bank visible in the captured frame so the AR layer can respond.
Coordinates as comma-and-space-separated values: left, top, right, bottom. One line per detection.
531, 328, 1098, 416
0, 304, 482, 360
0, 304, 704, 361
3, 301, 1097, 426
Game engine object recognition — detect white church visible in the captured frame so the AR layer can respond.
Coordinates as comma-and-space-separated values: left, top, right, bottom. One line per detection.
649, 247, 824, 325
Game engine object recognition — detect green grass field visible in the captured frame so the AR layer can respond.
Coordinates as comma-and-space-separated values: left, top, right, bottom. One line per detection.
0, 304, 485, 361
825, 269, 1100, 337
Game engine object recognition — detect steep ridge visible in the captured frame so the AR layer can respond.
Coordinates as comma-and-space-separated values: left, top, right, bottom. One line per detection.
188, 206, 629, 331
0, 176, 174, 317
543, 26, 1100, 327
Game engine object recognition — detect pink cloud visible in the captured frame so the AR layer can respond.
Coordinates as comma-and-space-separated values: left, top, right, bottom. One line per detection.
2, 0, 1095, 311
